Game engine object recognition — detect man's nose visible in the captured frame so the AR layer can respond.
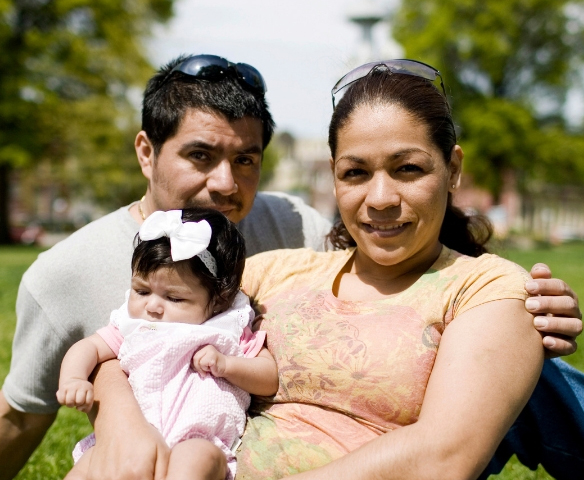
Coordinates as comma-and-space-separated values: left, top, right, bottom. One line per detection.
207, 159, 238, 195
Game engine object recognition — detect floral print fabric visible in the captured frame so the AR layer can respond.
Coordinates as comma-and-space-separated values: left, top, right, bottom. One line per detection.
236, 247, 530, 479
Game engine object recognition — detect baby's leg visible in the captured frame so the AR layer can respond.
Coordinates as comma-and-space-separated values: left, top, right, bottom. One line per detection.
64, 448, 92, 480
167, 438, 227, 480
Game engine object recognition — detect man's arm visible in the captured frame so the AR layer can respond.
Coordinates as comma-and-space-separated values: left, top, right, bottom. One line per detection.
85, 359, 170, 480
526, 263, 582, 357
0, 390, 56, 480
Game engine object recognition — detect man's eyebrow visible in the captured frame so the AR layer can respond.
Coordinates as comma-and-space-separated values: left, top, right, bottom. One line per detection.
179, 141, 262, 155
238, 145, 263, 155
180, 140, 215, 151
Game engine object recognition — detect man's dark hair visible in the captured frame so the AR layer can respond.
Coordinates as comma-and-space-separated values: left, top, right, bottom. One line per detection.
142, 55, 275, 155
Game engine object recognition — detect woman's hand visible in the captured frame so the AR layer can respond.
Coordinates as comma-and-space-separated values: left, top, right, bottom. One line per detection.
86, 359, 170, 480
526, 263, 583, 357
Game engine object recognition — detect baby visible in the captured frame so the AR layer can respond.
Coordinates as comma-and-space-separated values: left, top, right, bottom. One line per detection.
57, 208, 278, 480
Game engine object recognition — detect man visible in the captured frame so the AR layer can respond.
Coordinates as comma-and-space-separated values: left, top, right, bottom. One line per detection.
0, 54, 582, 479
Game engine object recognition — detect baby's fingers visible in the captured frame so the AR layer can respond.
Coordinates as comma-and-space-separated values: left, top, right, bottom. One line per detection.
75, 388, 94, 412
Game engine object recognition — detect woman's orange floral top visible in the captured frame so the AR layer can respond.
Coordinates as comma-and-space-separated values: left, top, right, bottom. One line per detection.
236, 246, 530, 479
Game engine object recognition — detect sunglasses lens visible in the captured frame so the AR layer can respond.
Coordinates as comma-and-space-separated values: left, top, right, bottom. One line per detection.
236, 63, 267, 94
331, 59, 442, 108
332, 61, 379, 95
174, 55, 230, 79
388, 60, 438, 81
166, 55, 266, 96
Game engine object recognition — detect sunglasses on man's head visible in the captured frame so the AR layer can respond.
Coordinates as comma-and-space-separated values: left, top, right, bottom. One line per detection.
331, 59, 445, 108
162, 54, 267, 96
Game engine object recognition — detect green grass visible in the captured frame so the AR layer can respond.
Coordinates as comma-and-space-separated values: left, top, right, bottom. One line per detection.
1, 244, 583, 479
0, 246, 93, 479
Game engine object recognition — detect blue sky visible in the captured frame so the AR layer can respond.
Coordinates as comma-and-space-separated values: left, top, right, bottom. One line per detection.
148, 0, 401, 138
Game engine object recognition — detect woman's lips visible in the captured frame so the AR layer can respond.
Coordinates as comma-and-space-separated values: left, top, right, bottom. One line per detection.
362, 222, 409, 236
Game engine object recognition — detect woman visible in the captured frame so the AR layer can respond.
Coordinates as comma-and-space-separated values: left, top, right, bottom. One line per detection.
234, 61, 543, 479
86, 60, 580, 480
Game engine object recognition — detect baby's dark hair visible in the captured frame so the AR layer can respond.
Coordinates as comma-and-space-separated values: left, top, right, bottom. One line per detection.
132, 208, 246, 312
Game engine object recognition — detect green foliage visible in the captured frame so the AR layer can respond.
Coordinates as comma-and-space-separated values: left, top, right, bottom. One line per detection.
0, 0, 175, 242
392, 0, 584, 199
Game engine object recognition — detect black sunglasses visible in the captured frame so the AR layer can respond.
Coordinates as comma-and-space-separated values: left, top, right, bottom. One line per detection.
162, 54, 267, 95
331, 59, 445, 108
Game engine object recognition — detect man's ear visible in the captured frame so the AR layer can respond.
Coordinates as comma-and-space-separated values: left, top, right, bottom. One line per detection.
135, 131, 155, 181
449, 145, 464, 191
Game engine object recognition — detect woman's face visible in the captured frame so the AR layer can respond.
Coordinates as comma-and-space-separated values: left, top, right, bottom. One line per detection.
332, 103, 462, 270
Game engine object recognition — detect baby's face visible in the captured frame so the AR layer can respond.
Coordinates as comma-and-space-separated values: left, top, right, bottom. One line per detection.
128, 266, 212, 325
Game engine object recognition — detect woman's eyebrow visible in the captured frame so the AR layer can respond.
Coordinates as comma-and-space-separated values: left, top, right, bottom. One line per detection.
393, 147, 432, 158
337, 148, 431, 163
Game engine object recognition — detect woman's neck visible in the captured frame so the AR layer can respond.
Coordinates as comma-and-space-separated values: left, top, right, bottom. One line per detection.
333, 241, 443, 302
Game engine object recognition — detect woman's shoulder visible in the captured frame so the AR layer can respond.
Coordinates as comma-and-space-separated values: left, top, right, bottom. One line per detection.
441, 247, 530, 280
246, 247, 350, 271
243, 248, 353, 300
438, 247, 532, 318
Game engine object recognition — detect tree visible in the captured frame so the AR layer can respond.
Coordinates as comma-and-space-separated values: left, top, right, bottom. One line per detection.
391, 0, 584, 201
0, 0, 174, 243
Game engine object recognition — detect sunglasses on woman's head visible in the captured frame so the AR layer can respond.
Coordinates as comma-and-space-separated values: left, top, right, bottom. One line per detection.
331, 59, 445, 108
161, 54, 267, 96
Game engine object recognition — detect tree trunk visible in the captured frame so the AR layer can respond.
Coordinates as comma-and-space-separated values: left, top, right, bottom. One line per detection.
0, 162, 13, 244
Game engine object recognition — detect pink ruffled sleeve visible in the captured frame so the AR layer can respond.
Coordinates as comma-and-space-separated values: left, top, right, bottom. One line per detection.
240, 327, 266, 358
96, 324, 124, 356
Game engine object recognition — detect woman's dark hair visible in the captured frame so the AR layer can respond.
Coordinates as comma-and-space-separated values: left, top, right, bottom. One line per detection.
327, 68, 492, 257
131, 207, 246, 312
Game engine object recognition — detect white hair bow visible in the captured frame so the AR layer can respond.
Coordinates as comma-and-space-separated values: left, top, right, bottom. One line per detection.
139, 210, 217, 276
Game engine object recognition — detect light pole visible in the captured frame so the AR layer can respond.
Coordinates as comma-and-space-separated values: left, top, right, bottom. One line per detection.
347, 0, 387, 62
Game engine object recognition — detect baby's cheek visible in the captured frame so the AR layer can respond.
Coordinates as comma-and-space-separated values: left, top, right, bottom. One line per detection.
127, 297, 141, 318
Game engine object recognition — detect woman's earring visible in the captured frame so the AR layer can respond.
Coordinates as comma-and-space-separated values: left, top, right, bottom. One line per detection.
451, 184, 456, 189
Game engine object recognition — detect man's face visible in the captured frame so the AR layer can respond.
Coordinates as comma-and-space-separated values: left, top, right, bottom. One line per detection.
139, 109, 263, 223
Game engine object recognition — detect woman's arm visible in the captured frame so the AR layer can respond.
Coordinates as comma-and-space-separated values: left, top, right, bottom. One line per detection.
527, 263, 582, 356
192, 346, 279, 396
84, 360, 171, 480
57, 334, 116, 412
288, 298, 544, 480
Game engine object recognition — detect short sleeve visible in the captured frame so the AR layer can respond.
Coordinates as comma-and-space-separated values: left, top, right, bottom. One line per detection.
2, 284, 65, 413
96, 323, 124, 356
239, 327, 266, 358
452, 254, 531, 319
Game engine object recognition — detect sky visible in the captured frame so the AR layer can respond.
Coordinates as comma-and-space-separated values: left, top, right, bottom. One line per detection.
148, 0, 402, 139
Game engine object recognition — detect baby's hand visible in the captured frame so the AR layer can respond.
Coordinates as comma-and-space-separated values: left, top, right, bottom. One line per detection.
56, 379, 94, 413
192, 345, 227, 378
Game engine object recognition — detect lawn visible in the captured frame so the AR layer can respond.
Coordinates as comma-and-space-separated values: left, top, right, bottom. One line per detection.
0, 243, 582, 479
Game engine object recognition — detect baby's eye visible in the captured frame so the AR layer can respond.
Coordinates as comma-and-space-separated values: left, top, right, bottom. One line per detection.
167, 296, 184, 303
134, 289, 150, 296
